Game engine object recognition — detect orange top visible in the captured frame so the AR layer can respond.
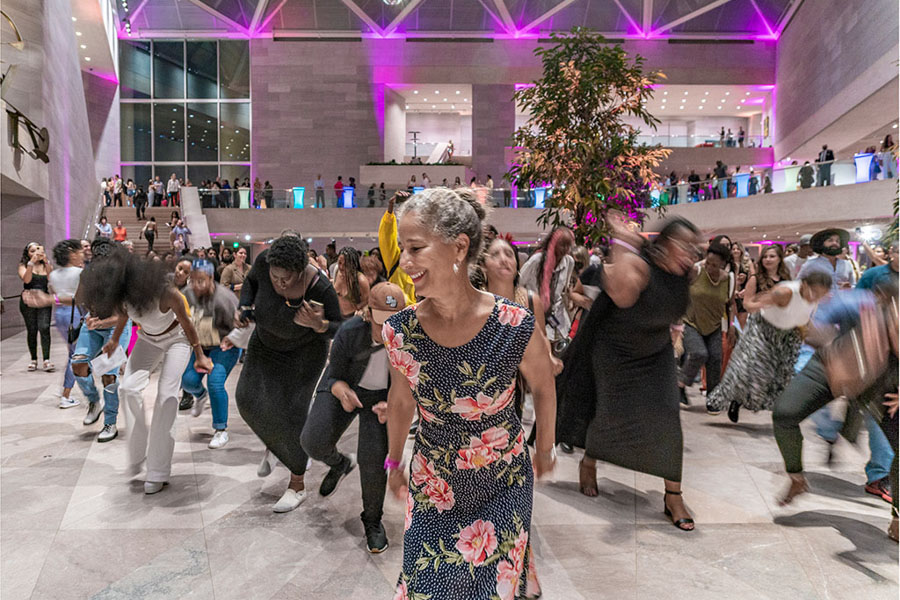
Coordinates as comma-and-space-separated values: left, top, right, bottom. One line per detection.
113, 226, 127, 241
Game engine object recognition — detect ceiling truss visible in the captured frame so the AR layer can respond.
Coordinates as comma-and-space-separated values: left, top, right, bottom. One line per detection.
119, 0, 801, 40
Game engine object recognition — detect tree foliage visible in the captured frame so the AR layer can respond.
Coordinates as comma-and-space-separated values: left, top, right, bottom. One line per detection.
508, 28, 671, 245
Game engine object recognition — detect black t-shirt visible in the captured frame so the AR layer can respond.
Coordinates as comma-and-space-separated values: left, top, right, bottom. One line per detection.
579, 263, 604, 301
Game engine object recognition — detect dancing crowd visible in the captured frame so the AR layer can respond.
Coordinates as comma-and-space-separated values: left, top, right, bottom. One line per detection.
15, 186, 899, 599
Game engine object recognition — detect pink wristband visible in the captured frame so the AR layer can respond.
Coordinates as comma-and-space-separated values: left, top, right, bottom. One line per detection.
383, 458, 402, 471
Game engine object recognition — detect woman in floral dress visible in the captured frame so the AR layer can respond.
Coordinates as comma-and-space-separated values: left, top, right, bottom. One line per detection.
383, 188, 557, 600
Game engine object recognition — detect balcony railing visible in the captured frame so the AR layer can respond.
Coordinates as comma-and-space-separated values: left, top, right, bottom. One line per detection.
174, 152, 895, 211
635, 133, 767, 148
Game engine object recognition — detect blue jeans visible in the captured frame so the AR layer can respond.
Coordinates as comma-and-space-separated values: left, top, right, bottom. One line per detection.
812, 408, 895, 483
72, 321, 132, 425
53, 305, 84, 390
181, 347, 241, 430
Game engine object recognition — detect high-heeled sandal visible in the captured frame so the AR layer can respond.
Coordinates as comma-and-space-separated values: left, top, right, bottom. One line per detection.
27, 361, 37, 372
579, 459, 598, 497
664, 490, 695, 531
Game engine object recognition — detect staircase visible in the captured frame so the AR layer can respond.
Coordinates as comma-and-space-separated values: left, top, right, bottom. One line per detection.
100, 206, 180, 255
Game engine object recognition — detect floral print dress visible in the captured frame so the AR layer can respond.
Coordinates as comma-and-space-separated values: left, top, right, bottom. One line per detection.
383, 296, 541, 600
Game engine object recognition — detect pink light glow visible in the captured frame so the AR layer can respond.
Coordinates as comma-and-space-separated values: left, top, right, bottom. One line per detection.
753, 85, 776, 91
746, 97, 765, 105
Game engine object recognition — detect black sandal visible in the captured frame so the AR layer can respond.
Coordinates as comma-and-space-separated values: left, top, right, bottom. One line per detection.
664, 490, 695, 531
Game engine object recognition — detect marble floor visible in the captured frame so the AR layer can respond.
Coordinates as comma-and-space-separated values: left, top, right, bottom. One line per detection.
1, 331, 897, 600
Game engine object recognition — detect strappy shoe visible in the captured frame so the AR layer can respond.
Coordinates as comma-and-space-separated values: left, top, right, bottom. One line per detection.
579, 459, 599, 497
27, 361, 37, 371
43, 360, 55, 372
664, 490, 695, 531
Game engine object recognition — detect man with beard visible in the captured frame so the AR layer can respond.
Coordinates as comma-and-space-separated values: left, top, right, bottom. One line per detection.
798, 228, 855, 290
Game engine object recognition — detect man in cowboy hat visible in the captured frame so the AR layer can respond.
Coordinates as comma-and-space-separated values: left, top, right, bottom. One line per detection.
798, 228, 855, 290
300, 281, 406, 554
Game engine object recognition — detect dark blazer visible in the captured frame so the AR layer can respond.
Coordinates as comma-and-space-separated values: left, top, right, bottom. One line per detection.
318, 316, 389, 393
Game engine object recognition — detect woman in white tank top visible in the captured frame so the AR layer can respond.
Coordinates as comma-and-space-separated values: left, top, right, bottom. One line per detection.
78, 249, 213, 495
707, 271, 834, 421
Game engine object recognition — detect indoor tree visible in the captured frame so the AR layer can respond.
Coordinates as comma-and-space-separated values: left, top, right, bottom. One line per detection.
508, 27, 671, 245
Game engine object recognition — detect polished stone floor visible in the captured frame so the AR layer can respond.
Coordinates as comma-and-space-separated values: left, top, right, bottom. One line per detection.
1, 331, 897, 600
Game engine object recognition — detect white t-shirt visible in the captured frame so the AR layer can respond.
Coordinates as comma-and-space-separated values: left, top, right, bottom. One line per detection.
784, 253, 813, 280
314, 178, 324, 190
167, 178, 180, 193
358, 345, 390, 391
48, 266, 83, 299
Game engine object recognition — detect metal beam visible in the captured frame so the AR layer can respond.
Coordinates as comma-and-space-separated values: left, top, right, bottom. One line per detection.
475, 0, 508, 31
775, 0, 804, 37
257, 0, 288, 31
520, 0, 579, 33
612, 0, 642, 34
642, 0, 652, 32
382, 0, 426, 37
748, 0, 775, 36
249, 0, 271, 32
340, 0, 384, 36
185, 0, 247, 32
652, 0, 736, 36
127, 0, 152, 25
491, 0, 515, 33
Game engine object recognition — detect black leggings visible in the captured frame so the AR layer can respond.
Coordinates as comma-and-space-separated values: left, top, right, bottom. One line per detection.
145, 232, 155, 253
19, 300, 51, 361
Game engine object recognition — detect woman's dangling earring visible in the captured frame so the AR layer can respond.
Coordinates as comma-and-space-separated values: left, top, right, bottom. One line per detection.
453, 262, 460, 275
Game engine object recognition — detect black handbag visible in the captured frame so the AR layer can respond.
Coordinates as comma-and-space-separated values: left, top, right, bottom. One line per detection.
66, 302, 82, 344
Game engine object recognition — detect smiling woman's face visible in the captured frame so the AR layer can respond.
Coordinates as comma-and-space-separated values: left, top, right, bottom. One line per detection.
397, 214, 466, 298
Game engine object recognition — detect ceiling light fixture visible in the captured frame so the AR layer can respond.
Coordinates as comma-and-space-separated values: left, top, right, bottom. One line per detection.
80, 44, 86, 49
413, 90, 418, 94
663, 91, 668, 95
745, 92, 751, 95
455, 90, 460, 94
701, 99, 707, 103
725, 92, 730, 96
705, 91, 709, 95
84, 56, 91, 61
75, 31, 82, 36
683, 91, 688, 95
434, 90, 439, 94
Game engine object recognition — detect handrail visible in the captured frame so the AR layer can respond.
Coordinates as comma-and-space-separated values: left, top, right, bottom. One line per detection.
82, 193, 107, 240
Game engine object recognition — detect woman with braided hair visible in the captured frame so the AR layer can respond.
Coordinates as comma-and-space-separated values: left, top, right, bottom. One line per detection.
333, 246, 370, 318
519, 227, 576, 350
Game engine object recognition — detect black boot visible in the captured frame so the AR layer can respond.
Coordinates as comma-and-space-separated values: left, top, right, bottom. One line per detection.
364, 520, 389, 553
179, 390, 194, 411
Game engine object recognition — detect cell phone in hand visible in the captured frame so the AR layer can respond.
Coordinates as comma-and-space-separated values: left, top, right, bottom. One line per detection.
307, 300, 324, 309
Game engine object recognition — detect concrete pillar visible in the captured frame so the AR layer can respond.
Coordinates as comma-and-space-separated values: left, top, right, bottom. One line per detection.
384, 87, 406, 164
472, 84, 515, 182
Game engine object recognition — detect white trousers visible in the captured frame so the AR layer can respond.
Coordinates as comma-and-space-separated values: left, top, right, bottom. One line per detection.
120, 328, 191, 482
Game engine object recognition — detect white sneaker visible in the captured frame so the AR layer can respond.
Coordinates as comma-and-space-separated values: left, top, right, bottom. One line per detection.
272, 488, 307, 513
97, 424, 118, 443
208, 430, 229, 449
144, 481, 167, 494
58, 396, 80, 409
190, 390, 208, 417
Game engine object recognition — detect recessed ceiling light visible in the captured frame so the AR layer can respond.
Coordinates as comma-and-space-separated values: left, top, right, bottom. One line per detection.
717, 106, 722, 110
741, 99, 746, 103
662, 99, 666, 103
720, 99, 726, 103
432, 105, 435, 109
80, 44, 86, 49
660, 105, 666, 109
455, 90, 460, 94
737, 106, 742, 109
701, 99, 707, 103
84, 56, 91, 61
681, 99, 686, 103
72, 16, 77, 21
705, 91, 709, 95
405, 105, 409, 109
443, 98, 447, 102
893, 123, 898, 128
683, 91, 688, 95
451, 105, 455, 109
725, 92, 730, 96
463, 98, 467, 102
679, 106, 684, 110
423, 98, 427, 102
434, 90, 439, 94
76, 31, 82, 36
745, 92, 751, 95
698, 106, 704, 110
663, 91, 668, 95
413, 90, 418, 94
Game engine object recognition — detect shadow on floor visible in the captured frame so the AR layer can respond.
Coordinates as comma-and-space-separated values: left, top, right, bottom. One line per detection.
774, 510, 898, 582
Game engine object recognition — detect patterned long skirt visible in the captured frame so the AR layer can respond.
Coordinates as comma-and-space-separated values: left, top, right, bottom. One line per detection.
707, 313, 802, 412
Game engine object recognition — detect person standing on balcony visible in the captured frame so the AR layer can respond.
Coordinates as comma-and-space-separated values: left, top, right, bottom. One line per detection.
816, 144, 834, 187
314, 174, 325, 208
726, 128, 734, 148
714, 160, 728, 199
334, 176, 344, 208
264, 180, 273, 208
688, 170, 700, 202
798, 161, 815, 189
719, 127, 726, 147
737, 126, 745, 148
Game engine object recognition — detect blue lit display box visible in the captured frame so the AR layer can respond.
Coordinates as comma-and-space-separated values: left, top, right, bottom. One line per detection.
412, 186, 425, 194
533, 187, 547, 209
341, 187, 355, 208
854, 153, 875, 183
292, 187, 305, 208
734, 172, 750, 197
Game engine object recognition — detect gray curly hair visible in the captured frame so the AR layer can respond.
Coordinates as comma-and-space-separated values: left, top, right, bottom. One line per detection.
396, 187, 488, 263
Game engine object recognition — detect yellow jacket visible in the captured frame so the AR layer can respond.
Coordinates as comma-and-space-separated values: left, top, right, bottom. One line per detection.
378, 211, 417, 305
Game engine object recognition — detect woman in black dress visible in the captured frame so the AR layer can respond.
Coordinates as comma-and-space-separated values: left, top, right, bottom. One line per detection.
236, 235, 342, 513
557, 215, 702, 531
